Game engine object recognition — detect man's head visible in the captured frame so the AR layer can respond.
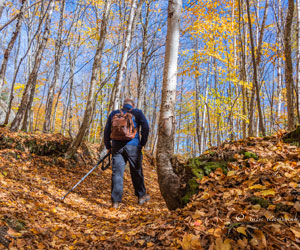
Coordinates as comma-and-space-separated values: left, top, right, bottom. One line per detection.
124, 98, 135, 108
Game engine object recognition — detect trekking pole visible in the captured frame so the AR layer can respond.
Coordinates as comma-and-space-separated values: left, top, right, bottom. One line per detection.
61, 152, 111, 200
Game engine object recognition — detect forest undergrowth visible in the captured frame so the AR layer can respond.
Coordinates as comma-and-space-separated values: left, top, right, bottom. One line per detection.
0, 128, 299, 249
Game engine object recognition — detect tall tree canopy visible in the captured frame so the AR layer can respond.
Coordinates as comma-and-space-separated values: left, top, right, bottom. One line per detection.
0, 0, 298, 155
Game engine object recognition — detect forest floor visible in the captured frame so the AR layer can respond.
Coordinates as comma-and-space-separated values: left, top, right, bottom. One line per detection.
0, 128, 299, 249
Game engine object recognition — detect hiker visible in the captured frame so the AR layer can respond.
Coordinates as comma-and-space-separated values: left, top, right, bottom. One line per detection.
104, 98, 150, 208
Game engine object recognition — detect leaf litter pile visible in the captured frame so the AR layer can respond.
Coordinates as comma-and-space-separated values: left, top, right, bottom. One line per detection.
0, 127, 299, 249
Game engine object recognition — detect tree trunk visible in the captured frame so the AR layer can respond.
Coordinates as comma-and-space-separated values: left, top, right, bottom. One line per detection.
176, 78, 183, 154
10, 0, 55, 132
195, 47, 202, 154
3, 31, 21, 126
284, 0, 295, 130
65, 0, 111, 158
109, 0, 141, 111
156, 0, 182, 210
0, 4, 4, 20
21, 82, 35, 131
246, 0, 266, 136
238, 0, 247, 138
206, 102, 212, 147
3, 0, 37, 126
43, 0, 65, 132
149, 75, 159, 152
200, 60, 210, 153
137, 2, 150, 109
0, 0, 26, 94
296, 0, 300, 123
61, 35, 79, 134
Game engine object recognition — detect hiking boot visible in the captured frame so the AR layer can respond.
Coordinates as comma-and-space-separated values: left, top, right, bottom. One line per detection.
112, 202, 120, 209
138, 194, 150, 205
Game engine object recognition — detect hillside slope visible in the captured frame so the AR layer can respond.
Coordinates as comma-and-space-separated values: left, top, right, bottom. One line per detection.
0, 128, 299, 249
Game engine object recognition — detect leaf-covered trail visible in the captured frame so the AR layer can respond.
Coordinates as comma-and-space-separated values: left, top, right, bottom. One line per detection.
0, 144, 173, 249
1, 128, 300, 249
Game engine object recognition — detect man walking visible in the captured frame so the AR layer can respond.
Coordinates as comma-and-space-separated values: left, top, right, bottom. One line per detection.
104, 98, 150, 208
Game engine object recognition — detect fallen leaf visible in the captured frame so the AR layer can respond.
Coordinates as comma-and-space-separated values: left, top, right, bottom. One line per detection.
294, 202, 300, 212
260, 189, 275, 196
214, 238, 231, 250
208, 227, 223, 237
201, 192, 210, 199
254, 229, 267, 247
290, 227, 300, 238
249, 184, 266, 190
194, 220, 202, 226
252, 204, 261, 210
269, 224, 281, 234
264, 210, 274, 220
237, 238, 248, 248
289, 182, 298, 188
147, 242, 154, 247
192, 210, 206, 219
138, 240, 145, 246
227, 171, 235, 176
237, 226, 247, 236
7, 227, 22, 237
181, 233, 202, 250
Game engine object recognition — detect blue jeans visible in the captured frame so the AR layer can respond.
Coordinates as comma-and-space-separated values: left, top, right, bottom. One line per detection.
111, 145, 146, 203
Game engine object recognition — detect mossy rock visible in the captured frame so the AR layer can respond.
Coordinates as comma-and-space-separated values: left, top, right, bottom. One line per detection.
15, 142, 25, 151
25, 140, 39, 153
2, 217, 26, 231
289, 142, 300, 147
249, 196, 269, 208
275, 203, 291, 212
187, 158, 228, 175
203, 162, 228, 175
180, 158, 228, 205
263, 136, 272, 140
181, 178, 198, 205
241, 151, 258, 160
283, 125, 300, 144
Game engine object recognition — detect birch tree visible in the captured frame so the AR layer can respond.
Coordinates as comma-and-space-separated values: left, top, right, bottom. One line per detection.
0, 0, 26, 94
246, 0, 266, 136
156, 0, 182, 210
43, 0, 66, 132
109, 0, 143, 111
137, 2, 150, 109
10, 0, 55, 132
65, 0, 111, 158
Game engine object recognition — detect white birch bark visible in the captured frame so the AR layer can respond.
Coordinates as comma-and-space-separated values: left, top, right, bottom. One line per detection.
0, 0, 26, 94
109, 0, 140, 111
10, 0, 55, 132
43, 0, 65, 132
65, 0, 111, 158
137, 2, 150, 109
156, 0, 182, 210
200, 65, 209, 154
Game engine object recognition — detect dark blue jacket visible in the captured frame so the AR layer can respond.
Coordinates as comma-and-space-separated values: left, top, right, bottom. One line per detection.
104, 104, 149, 149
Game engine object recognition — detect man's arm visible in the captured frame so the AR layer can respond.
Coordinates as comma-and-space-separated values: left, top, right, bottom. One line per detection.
104, 113, 113, 149
136, 110, 149, 147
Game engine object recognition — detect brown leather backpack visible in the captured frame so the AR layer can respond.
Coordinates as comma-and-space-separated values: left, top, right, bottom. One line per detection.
110, 109, 137, 140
